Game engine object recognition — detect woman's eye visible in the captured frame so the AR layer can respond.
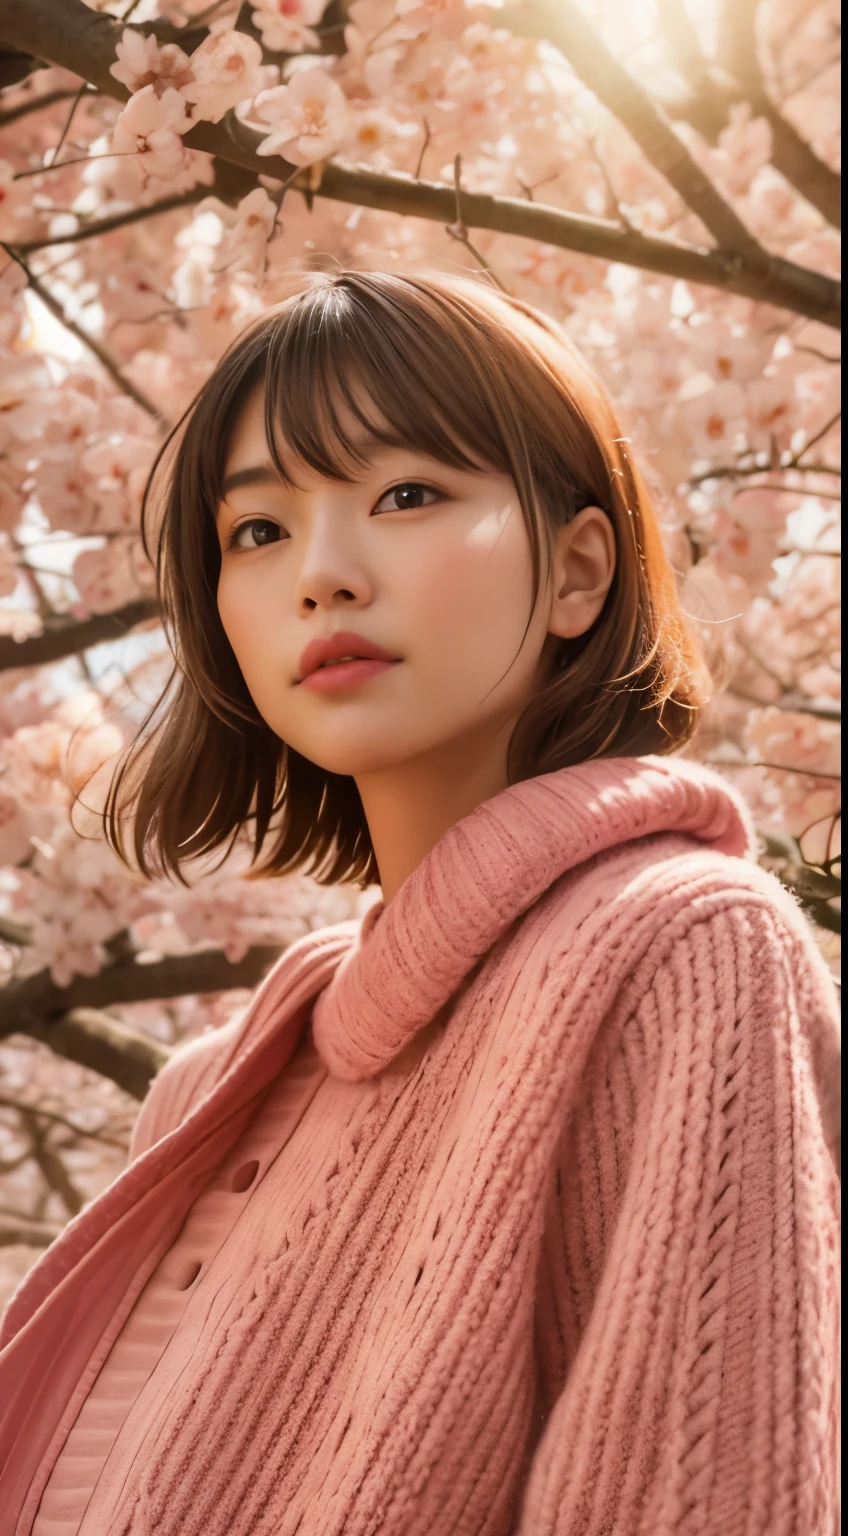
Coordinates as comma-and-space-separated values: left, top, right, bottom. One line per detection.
374, 482, 440, 513
227, 518, 283, 551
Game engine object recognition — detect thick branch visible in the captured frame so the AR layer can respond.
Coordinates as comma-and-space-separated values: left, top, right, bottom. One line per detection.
1, 944, 285, 1091
500, 0, 763, 258
20, 1008, 173, 1100
0, 0, 839, 328
0, 597, 160, 672
2, 944, 285, 1032
657, 0, 840, 229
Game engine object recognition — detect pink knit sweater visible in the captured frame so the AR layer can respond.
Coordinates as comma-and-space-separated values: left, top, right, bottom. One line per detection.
0, 755, 840, 1536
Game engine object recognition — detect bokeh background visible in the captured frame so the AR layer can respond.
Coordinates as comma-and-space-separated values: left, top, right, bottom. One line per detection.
0, 0, 840, 1312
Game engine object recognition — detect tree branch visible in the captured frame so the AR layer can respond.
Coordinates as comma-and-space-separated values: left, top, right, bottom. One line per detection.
15, 188, 207, 253
500, 0, 764, 259
19, 1106, 84, 1214
1, 242, 167, 424
2, 943, 285, 1092
0, 1092, 129, 1148
0, 84, 86, 129
656, 0, 841, 230
0, 597, 160, 672
17, 1008, 173, 1100
0, 0, 839, 328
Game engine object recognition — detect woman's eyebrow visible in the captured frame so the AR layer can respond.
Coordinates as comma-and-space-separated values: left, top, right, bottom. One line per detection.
220, 465, 281, 498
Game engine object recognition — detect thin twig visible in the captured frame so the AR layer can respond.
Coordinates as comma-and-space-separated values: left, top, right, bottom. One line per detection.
0, 243, 166, 426
0, 87, 87, 131
0, 1094, 129, 1150
785, 410, 841, 469
414, 119, 432, 181
445, 154, 512, 295
15, 188, 208, 254
49, 80, 89, 165
0, 0, 841, 327
13, 150, 140, 182
515, 171, 559, 203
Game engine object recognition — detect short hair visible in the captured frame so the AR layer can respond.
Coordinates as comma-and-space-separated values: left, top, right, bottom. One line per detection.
103, 267, 713, 888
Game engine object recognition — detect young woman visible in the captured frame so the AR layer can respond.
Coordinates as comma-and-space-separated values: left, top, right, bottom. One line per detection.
0, 269, 839, 1536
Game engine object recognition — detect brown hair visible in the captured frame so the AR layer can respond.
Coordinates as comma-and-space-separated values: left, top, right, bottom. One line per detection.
103, 267, 713, 889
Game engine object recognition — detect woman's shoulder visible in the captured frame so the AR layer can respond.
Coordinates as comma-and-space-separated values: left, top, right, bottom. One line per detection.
543, 827, 825, 942
529, 829, 839, 1025
128, 920, 359, 1161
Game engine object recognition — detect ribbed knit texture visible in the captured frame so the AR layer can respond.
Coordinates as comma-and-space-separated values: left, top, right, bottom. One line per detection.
30, 1026, 333, 1535
0, 755, 840, 1536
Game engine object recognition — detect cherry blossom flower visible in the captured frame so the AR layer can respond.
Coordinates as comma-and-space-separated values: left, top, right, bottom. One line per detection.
71, 537, 155, 618
675, 378, 749, 458
250, 0, 325, 53
112, 85, 192, 181
0, 785, 31, 866
0, 158, 32, 243
231, 186, 278, 244
181, 31, 266, 124
109, 29, 194, 98
0, 535, 16, 599
343, 104, 416, 157
254, 68, 347, 165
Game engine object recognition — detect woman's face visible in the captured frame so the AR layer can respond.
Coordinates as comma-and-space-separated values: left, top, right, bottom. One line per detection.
216, 386, 576, 780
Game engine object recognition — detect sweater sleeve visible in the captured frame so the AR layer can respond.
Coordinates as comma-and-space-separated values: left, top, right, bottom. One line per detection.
519, 895, 840, 1536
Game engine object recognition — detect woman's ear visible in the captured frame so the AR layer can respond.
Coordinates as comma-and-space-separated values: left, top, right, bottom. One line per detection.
547, 505, 616, 641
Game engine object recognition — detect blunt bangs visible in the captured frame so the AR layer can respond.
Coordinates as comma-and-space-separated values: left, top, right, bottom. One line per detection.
260, 281, 492, 491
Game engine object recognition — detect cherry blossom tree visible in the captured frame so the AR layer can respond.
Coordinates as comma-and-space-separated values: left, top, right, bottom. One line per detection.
0, 0, 839, 1298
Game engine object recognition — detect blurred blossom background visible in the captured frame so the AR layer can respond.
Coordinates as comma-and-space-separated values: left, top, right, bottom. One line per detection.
0, 0, 840, 1309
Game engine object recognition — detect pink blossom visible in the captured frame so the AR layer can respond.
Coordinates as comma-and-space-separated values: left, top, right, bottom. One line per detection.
81, 436, 156, 533
0, 535, 17, 599
250, 0, 325, 53
109, 28, 194, 98
712, 104, 772, 196
181, 31, 266, 124
100, 261, 171, 323
0, 158, 32, 243
230, 186, 278, 244
0, 784, 31, 866
112, 85, 192, 181
676, 378, 748, 458
394, 0, 476, 40
343, 104, 415, 157
255, 68, 347, 165
71, 537, 155, 618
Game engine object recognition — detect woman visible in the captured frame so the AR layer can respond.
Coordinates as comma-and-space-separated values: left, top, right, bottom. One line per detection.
0, 269, 839, 1536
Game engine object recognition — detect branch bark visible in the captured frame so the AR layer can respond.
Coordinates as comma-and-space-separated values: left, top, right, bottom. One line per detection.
0, 597, 160, 672
500, 0, 763, 258
19, 1008, 173, 1100
656, 0, 841, 230
1, 943, 286, 1093
0, 0, 839, 328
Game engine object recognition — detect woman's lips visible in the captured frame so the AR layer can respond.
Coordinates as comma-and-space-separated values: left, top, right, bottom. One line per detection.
298, 658, 401, 692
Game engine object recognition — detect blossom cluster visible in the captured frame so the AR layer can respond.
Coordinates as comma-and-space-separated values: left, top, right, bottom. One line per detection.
0, 0, 840, 1020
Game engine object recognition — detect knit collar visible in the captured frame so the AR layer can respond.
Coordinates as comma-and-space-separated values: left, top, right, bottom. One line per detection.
312, 753, 756, 1081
